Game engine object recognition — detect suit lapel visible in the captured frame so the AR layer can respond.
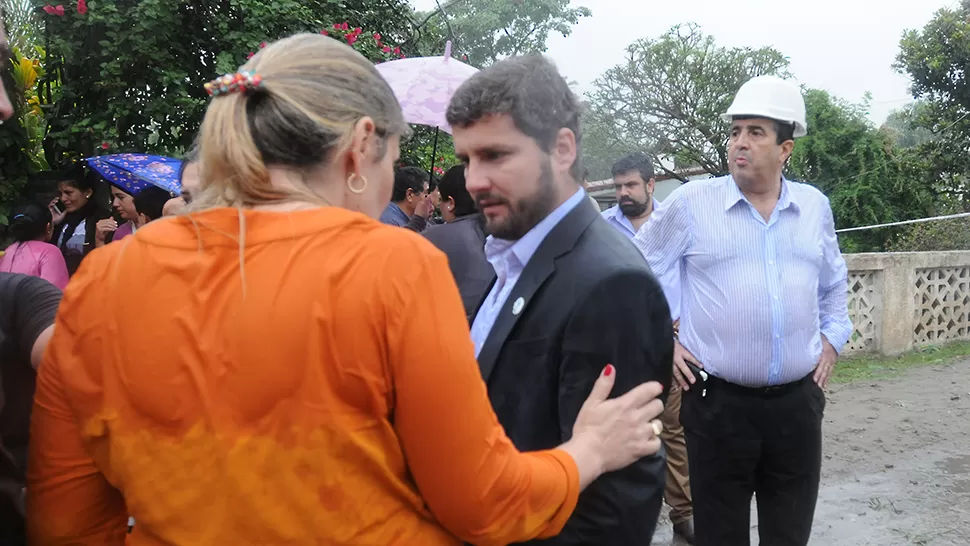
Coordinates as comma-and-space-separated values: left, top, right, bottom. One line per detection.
476, 199, 600, 384
476, 258, 555, 383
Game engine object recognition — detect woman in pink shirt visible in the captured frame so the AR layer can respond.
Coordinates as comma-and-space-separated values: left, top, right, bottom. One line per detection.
0, 203, 70, 289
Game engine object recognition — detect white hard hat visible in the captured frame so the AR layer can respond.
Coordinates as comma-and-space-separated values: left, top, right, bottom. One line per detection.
721, 75, 807, 138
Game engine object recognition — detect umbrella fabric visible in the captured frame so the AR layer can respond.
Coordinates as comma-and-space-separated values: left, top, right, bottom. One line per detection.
375, 42, 478, 134
85, 154, 183, 196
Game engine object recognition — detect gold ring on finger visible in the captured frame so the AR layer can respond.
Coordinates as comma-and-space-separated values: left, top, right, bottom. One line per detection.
651, 420, 663, 437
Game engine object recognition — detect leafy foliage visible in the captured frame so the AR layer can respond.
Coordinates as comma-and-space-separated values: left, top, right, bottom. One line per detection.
882, 102, 937, 149
0, 47, 42, 223
416, 0, 590, 68
787, 89, 934, 252
894, 0, 970, 209
584, 23, 790, 180
581, 101, 641, 181
33, 0, 418, 168
0, 0, 41, 51
888, 215, 970, 252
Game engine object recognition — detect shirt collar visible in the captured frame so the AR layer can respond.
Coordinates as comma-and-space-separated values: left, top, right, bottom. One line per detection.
610, 203, 626, 222
387, 202, 409, 221
485, 187, 586, 268
724, 175, 800, 213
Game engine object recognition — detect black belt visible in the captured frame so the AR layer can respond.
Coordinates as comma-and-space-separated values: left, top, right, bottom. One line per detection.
706, 373, 813, 398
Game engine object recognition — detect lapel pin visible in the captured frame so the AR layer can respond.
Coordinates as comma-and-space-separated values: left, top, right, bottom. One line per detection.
512, 297, 525, 315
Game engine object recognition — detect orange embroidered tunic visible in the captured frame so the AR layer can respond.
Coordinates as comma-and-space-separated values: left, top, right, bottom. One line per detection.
27, 207, 579, 546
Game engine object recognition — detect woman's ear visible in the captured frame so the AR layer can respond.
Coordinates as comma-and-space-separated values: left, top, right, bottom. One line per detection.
346, 116, 378, 177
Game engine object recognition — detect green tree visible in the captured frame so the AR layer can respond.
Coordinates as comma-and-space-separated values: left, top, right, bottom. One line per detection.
414, 0, 591, 68
888, 215, 970, 252
581, 101, 641, 181
894, 0, 970, 204
882, 102, 937, 149
584, 23, 790, 180
0, 0, 41, 51
787, 89, 933, 252
32, 0, 419, 168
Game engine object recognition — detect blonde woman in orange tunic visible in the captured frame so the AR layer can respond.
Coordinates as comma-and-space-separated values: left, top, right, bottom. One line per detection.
26, 34, 667, 546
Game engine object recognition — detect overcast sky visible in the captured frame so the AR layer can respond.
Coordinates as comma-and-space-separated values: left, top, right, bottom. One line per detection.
411, 0, 953, 124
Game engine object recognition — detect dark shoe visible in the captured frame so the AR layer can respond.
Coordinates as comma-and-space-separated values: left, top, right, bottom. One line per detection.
673, 517, 695, 544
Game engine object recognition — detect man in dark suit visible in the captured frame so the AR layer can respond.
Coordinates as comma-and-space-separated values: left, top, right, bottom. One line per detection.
446, 55, 674, 545
423, 165, 495, 322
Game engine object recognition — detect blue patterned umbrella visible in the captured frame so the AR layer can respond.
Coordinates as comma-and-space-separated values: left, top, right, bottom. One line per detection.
85, 153, 183, 196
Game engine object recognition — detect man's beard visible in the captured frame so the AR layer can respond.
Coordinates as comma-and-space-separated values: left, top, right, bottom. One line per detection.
619, 198, 649, 217
479, 159, 557, 241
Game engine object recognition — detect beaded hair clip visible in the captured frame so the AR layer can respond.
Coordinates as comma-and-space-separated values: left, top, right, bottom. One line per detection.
204, 71, 264, 98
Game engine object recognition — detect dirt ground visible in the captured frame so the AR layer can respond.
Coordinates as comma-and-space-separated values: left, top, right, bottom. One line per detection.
652, 358, 970, 545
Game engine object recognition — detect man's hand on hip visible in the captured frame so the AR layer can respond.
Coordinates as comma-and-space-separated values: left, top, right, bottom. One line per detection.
813, 336, 838, 389
673, 339, 702, 392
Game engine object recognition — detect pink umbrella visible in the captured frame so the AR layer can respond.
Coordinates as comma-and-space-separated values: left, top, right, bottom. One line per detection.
376, 41, 478, 135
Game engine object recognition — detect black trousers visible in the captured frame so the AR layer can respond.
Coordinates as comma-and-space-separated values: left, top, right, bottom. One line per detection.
680, 374, 824, 546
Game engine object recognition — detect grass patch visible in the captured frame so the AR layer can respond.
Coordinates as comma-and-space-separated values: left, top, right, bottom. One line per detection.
833, 340, 970, 384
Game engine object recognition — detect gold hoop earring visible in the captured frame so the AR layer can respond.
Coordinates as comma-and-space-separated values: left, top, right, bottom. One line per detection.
347, 173, 368, 194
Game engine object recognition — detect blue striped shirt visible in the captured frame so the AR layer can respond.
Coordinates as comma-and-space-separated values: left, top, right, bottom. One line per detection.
601, 198, 662, 239
632, 176, 852, 387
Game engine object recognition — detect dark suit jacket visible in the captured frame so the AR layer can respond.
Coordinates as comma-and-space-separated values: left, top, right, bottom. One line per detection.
423, 214, 495, 321
474, 198, 674, 546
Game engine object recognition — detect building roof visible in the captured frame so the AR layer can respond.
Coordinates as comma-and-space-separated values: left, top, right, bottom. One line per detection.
586, 166, 710, 191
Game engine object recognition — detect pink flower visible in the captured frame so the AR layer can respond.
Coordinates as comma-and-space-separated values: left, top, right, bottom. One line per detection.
373, 33, 382, 41
320, 29, 328, 35
346, 34, 358, 46
340, 22, 349, 30
393, 46, 401, 55
76, 0, 87, 14
353, 27, 362, 34
101, 142, 110, 150
246, 52, 255, 59
259, 42, 267, 49
382, 45, 391, 53
333, 23, 341, 29
42, 4, 65, 16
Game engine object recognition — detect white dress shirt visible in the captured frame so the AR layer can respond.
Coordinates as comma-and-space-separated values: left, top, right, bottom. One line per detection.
632, 176, 852, 387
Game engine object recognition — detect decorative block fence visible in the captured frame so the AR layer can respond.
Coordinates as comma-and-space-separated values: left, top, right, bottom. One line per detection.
843, 251, 970, 355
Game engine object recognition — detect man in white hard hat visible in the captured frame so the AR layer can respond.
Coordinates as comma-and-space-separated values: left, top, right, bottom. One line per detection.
631, 75, 852, 546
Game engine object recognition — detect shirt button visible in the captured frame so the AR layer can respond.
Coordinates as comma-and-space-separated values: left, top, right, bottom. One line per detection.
776, 334, 781, 339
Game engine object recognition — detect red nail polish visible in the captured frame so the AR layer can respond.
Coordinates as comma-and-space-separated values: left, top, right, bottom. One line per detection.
603, 364, 614, 377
